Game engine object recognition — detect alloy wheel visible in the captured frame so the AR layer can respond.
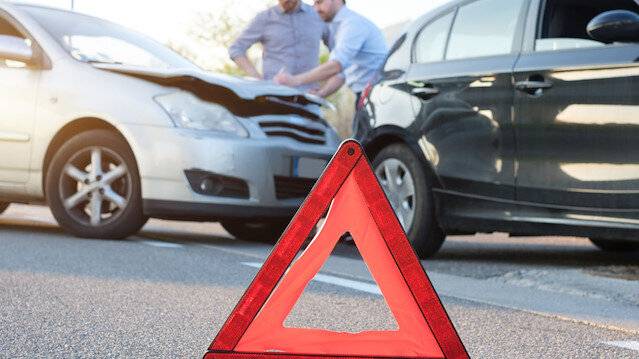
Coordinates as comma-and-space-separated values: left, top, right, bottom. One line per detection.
375, 158, 416, 232
58, 146, 132, 227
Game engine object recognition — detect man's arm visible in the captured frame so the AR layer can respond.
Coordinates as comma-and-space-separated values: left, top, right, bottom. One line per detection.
312, 73, 345, 98
233, 55, 261, 79
275, 21, 365, 88
277, 60, 342, 88
229, 13, 264, 79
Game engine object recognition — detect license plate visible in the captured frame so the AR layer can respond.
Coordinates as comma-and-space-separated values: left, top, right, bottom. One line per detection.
292, 157, 327, 178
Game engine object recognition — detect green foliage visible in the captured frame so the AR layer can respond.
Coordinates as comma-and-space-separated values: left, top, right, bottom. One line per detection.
167, 3, 253, 75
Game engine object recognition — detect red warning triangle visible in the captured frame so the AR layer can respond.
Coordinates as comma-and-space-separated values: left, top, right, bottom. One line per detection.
204, 140, 468, 359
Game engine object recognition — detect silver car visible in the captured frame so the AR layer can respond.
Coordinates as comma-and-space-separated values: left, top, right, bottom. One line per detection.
0, 3, 340, 241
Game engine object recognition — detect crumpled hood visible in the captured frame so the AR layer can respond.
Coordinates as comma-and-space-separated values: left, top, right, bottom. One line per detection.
92, 63, 332, 109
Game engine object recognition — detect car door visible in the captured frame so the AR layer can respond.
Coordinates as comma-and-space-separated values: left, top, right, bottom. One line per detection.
513, 0, 639, 210
0, 12, 39, 184
405, 0, 529, 200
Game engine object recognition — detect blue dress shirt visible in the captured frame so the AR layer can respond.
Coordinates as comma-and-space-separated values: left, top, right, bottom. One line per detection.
327, 6, 389, 93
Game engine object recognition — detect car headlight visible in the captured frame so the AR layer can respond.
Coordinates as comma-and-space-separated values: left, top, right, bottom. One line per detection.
154, 92, 249, 138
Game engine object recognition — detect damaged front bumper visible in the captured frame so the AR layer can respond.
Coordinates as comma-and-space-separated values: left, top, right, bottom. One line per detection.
124, 122, 338, 222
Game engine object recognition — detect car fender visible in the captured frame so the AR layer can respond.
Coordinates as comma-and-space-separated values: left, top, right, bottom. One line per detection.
27, 113, 148, 200
361, 125, 443, 189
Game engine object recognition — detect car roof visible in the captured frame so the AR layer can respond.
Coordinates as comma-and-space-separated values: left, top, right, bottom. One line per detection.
3, 1, 112, 24
410, 0, 464, 30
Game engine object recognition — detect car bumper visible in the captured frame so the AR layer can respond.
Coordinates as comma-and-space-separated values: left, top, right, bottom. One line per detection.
143, 199, 298, 221
123, 124, 338, 221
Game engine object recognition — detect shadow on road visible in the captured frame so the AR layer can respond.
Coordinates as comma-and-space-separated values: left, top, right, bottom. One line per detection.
1, 216, 637, 281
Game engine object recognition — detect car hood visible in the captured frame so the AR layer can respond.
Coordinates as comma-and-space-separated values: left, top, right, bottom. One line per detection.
92, 63, 332, 109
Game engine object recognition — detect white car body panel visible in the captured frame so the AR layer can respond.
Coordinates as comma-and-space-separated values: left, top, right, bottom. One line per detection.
0, 2, 340, 221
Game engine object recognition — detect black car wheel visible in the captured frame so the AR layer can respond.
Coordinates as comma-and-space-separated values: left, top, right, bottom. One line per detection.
222, 220, 289, 244
589, 238, 639, 252
46, 130, 147, 239
0, 202, 9, 214
373, 143, 445, 258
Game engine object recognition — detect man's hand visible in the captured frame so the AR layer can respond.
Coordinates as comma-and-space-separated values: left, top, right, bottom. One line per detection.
275, 60, 342, 89
273, 71, 300, 87
309, 74, 345, 98
308, 87, 321, 96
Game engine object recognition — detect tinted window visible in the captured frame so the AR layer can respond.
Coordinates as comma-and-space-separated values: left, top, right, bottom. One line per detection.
536, 0, 638, 51
0, 15, 30, 67
414, 12, 454, 63
446, 0, 525, 60
0, 15, 26, 39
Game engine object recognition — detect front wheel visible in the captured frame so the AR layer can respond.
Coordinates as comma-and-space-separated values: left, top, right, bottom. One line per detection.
373, 143, 445, 258
0, 202, 9, 215
222, 220, 289, 244
589, 238, 639, 252
46, 129, 147, 239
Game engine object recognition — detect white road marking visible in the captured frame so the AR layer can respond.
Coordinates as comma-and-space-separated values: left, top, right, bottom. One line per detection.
210, 243, 639, 334
139, 240, 184, 249
241, 262, 381, 295
604, 341, 639, 352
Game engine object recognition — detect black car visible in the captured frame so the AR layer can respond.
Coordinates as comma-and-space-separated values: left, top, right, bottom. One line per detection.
354, 0, 639, 258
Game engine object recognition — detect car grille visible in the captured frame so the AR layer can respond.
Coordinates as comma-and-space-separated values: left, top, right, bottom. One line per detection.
274, 176, 317, 200
259, 121, 326, 145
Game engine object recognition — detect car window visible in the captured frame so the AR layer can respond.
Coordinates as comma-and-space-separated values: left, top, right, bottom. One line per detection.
0, 15, 31, 68
0, 16, 25, 39
446, 0, 526, 60
536, 0, 638, 52
21, 5, 197, 70
413, 11, 455, 64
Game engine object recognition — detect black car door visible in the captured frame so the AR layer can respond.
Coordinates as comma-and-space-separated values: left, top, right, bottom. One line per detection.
405, 0, 530, 200
513, 0, 639, 210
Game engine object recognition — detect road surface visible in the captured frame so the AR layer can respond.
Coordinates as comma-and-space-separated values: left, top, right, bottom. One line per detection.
0, 204, 638, 358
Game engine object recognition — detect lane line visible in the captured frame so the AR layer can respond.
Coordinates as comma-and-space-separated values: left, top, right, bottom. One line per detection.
201, 244, 266, 260
139, 240, 184, 249
242, 262, 381, 295
604, 341, 639, 352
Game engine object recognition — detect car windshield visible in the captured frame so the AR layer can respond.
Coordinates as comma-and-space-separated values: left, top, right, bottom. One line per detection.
20, 5, 198, 70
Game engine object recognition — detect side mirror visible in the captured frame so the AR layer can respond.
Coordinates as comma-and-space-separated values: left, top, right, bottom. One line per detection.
0, 34, 33, 64
587, 10, 639, 44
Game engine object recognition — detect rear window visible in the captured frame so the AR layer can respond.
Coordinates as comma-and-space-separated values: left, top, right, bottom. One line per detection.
446, 0, 526, 60
413, 11, 455, 64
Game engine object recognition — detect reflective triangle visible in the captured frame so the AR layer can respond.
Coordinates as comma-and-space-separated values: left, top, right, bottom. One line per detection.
204, 140, 468, 359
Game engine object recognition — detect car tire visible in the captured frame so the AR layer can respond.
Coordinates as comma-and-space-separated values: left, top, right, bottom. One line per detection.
589, 238, 639, 252
373, 143, 445, 258
46, 129, 147, 239
222, 220, 289, 244
0, 202, 9, 214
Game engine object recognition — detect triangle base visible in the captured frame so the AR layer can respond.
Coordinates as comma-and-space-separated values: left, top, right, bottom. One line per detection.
205, 352, 445, 359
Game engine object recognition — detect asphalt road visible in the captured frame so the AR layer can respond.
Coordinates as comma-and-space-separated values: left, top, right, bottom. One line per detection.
1, 204, 638, 358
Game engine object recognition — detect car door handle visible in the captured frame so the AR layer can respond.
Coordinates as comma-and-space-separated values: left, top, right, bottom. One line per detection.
411, 87, 440, 100
515, 80, 553, 96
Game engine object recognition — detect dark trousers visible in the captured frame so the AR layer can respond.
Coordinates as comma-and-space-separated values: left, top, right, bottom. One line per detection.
354, 92, 362, 108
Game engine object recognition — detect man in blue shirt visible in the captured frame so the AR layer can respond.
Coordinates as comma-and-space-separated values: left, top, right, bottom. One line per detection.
229, 0, 326, 90
274, 0, 388, 100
